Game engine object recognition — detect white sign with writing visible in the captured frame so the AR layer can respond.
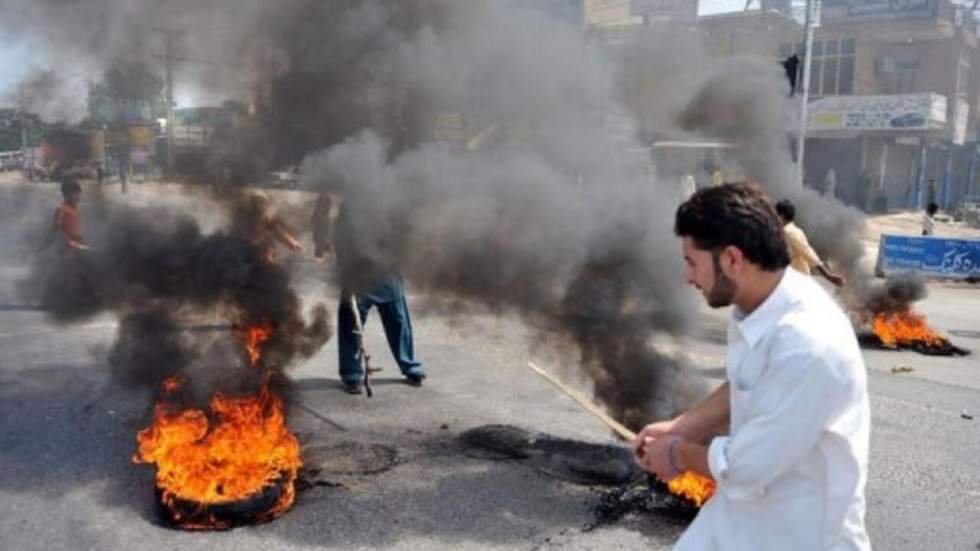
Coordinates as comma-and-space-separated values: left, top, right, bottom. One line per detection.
807, 93, 946, 132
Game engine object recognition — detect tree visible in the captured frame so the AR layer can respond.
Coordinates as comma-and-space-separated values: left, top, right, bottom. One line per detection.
0, 108, 45, 151
87, 60, 165, 125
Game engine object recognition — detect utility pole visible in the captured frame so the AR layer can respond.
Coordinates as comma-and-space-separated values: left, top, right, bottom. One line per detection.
17, 84, 30, 177
18, 85, 27, 152
795, 0, 820, 188
154, 28, 185, 178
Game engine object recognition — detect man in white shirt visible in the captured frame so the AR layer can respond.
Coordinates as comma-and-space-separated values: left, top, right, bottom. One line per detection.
634, 183, 871, 550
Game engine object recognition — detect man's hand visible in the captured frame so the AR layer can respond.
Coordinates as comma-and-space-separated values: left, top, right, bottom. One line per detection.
826, 272, 846, 287
817, 264, 846, 287
282, 234, 304, 252
637, 435, 681, 483
632, 419, 677, 459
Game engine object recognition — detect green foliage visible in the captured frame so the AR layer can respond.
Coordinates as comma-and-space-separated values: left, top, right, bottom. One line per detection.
87, 60, 165, 125
0, 108, 45, 150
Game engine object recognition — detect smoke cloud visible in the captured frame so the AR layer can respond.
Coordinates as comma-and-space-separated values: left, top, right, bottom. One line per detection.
20, 197, 330, 406
294, 2, 707, 427
678, 57, 927, 316
7, 0, 923, 427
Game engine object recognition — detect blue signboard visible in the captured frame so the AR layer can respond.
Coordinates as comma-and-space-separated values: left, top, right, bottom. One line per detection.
876, 234, 980, 279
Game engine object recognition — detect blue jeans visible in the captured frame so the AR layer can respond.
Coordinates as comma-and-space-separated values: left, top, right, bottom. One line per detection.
338, 290, 423, 384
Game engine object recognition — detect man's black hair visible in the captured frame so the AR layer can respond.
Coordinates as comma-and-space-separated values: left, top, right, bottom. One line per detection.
926, 202, 939, 215
675, 183, 790, 271
60, 178, 81, 198
775, 199, 795, 223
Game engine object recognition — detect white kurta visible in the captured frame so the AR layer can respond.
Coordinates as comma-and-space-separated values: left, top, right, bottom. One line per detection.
675, 269, 871, 551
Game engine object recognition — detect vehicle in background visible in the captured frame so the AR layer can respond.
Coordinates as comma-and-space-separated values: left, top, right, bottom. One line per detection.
41, 129, 102, 181
0, 150, 22, 171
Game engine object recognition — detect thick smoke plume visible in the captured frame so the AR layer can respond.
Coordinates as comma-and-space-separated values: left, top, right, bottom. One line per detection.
296, 2, 707, 428
22, 198, 330, 405
7, 0, 924, 428
679, 58, 928, 316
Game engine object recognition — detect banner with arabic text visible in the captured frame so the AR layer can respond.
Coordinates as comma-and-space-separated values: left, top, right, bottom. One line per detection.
876, 234, 980, 279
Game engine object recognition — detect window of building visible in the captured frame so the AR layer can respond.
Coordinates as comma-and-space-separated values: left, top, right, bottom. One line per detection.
885, 58, 919, 94
782, 38, 855, 96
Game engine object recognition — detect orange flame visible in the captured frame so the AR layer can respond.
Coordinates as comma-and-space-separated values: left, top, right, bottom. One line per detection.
235, 323, 273, 367
667, 471, 716, 507
872, 310, 947, 349
133, 323, 301, 529
161, 374, 184, 395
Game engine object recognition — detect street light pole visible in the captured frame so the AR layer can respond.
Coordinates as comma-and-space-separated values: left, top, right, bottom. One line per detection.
17, 84, 30, 177
19, 87, 27, 153
154, 28, 184, 179
795, 0, 819, 188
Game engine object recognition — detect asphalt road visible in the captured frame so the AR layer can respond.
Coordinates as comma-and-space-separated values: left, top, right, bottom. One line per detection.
1, 176, 978, 550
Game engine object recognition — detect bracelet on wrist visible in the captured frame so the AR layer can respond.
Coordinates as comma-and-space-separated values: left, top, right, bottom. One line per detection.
666, 437, 683, 476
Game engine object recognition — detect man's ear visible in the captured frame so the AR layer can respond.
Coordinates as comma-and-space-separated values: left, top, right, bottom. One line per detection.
718, 245, 745, 277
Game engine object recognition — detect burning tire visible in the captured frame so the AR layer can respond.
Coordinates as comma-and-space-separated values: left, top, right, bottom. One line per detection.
156, 471, 294, 530
134, 325, 304, 531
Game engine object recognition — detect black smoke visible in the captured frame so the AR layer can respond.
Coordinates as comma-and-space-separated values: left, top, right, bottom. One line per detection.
22, 200, 329, 405
297, 0, 707, 429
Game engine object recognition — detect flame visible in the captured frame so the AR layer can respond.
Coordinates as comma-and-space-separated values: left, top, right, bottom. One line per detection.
235, 323, 273, 367
133, 323, 301, 529
667, 471, 716, 507
161, 374, 184, 395
872, 310, 946, 349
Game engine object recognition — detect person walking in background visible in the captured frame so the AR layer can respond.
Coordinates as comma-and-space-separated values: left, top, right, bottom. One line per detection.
922, 202, 939, 236
51, 178, 86, 252
823, 168, 837, 199
41, 178, 101, 313
775, 199, 846, 287
118, 160, 128, 194
679, 174, 697, 202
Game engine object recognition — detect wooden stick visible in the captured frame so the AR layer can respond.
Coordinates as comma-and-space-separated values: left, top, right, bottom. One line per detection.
526, 361, 636, 441
349, 294, 373, 398
528, 361, 715, 497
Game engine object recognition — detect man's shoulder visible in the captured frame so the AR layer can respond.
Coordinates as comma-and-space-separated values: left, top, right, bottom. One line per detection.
773, 273, 858, 352
771, 304, 861, 377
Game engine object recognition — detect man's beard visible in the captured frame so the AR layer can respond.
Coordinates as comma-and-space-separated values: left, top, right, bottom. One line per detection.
706, 253, 737, 308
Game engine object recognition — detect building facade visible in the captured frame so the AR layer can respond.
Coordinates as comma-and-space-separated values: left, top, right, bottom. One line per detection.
591, 1, 980, 212
802, 0, 979, 211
